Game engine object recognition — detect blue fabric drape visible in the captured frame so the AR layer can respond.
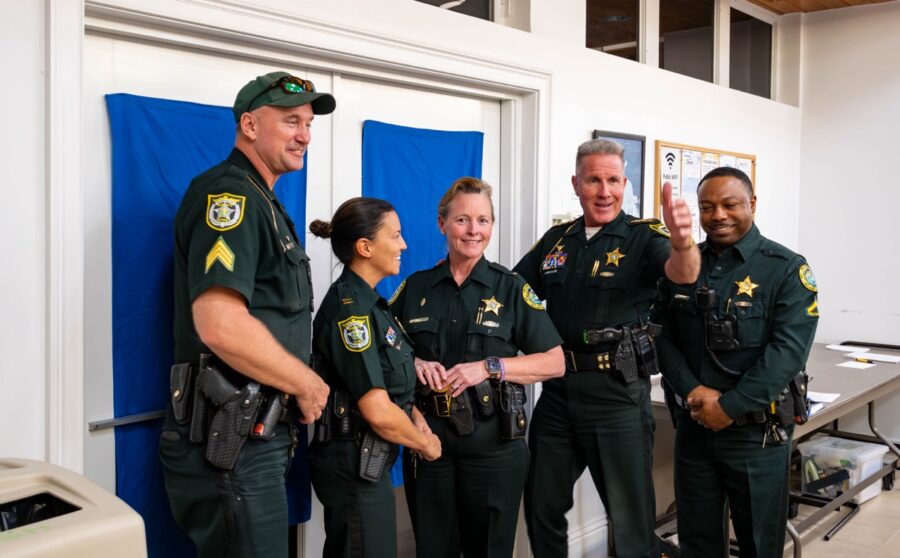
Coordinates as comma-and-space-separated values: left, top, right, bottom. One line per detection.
360, 119, 484, 485
106, 93, 310, 558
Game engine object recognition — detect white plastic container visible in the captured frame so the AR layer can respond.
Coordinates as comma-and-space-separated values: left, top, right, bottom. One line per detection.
797, 435, 890, 504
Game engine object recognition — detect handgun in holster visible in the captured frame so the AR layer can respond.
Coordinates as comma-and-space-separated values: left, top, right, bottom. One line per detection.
358, 428, 396, 482
499, 382, 528, 439
252, 391, 290, 441
195, 355, 263, 470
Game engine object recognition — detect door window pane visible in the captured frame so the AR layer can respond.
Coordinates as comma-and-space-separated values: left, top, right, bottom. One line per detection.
659, 0, 714, 83
730, 9, 772, 98
587, 0, 641, 62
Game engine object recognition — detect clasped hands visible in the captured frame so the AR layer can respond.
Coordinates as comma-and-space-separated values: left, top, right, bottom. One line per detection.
415, 357, 488, 398
685, 385, 734, 431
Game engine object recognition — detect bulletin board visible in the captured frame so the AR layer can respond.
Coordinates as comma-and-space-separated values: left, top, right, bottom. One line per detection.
654, 140, 756, 242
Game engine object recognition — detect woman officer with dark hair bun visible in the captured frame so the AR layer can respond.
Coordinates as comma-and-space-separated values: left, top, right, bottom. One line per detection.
308, 197, 442, 557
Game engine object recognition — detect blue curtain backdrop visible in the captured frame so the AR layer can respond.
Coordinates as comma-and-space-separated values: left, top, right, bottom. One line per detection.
106, 93, 310, 558
360, 120, 484, 485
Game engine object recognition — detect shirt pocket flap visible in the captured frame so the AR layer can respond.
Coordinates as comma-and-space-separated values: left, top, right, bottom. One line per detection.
468, 320, 513, 341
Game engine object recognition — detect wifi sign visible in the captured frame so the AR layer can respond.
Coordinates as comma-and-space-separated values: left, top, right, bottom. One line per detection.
665, 152, 677, 169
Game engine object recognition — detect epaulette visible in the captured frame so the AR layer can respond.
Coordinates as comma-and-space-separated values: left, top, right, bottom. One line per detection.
759, 238, 795, 260
551, 217, 578, 229
487, 260, 516, 277
335, 281, 366, 313
627, 217, 661, 225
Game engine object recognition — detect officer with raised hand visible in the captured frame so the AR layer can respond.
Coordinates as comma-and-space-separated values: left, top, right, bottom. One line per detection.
515, 139, 699, 557
161, 71, 333, 557
652, 167, 818, 558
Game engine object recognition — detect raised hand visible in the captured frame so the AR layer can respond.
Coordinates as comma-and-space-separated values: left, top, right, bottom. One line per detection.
661, 182, 694, 252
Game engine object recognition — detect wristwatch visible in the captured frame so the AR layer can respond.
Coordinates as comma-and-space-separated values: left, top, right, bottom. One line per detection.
485, 356, 504, 382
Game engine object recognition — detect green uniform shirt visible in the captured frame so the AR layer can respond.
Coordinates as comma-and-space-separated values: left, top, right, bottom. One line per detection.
173, 148, 313, 365
514, 212, 671, 351
313, 267, 416, 406
652, 224, 819, 418
390, 257, 561, 366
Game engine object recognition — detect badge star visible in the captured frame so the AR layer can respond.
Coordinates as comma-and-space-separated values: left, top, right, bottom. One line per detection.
482, 296, 504, 315
605, 247, 626, 267
735, 275, 759, 297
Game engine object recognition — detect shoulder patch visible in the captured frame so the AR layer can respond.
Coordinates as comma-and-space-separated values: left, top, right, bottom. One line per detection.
522, 283, 545, 310
205, 236, 235, 273
206, 193, 246, 231
338, 316, 371, 352
799, 264, 817, 293
388, 280, 406, 305
649, 222, 671, 238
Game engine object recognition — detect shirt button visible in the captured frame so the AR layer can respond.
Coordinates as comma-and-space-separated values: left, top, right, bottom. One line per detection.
487, 329, 493, 333
715, 266, 722, 271
451, 319, 457, 324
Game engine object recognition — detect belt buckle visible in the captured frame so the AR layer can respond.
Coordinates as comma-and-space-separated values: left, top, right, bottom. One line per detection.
432, 392, 452, 417
596, 352, 613, 371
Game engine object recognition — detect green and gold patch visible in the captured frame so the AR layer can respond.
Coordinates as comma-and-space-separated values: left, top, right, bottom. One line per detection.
799, 264, 817, 293
522, 283, 545, 310
649, 222, 671, 238
338, 316, 371, 352
206, 193, 246, 231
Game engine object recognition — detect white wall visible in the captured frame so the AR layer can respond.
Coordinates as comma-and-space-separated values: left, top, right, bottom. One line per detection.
798, 1, 900, 440
3, 0, 811, 555
0, 0, 45, 461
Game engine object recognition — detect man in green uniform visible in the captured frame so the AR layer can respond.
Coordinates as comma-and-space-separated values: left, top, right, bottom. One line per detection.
160, 71, 334, 557
515, 139, 699, 557
652, 167, 818, 558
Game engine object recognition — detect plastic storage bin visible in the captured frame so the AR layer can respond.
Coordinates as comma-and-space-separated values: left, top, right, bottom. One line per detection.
797, 435, 890, 504
0, 458, 146, 557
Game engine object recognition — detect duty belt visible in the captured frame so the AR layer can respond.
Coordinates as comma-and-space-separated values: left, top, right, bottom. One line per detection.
564, 350, 616, 373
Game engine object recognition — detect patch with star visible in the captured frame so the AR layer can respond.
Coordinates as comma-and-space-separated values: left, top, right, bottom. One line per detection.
482, 296, 504, 315
205, 236, 235, 273
206, 193, 246, 231
338, 316, 371, 352
735, 275, 759, 297
541, 245, 568, 272
649, 222, 671, 238
522, 283, 545, 310
799, 264, 817, 293
606, 247, 626, 267
388, 280, 406, 305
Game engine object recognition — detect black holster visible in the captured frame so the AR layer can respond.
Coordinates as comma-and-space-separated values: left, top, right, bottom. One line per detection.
194, 354, 263, 470
314, 389, 357, 443
498, 382, 528, 439
789, 370, 810, 425
357, 404, 409, 482
448, 390, 476, 436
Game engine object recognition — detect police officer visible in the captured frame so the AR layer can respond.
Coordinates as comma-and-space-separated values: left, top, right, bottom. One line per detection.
390, 177, 564, 558
160, 71, 333, 557
514, 139, 700, 557
309, 197, 442, 557
652, 167, 818, 558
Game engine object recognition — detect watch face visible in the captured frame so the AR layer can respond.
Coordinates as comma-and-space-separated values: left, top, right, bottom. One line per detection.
486, 357, 501, 372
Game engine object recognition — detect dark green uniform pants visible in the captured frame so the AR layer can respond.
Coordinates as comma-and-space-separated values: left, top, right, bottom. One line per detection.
159, 421, 292, 558
404, 412, 528, 558
674, 409, 792, 558
525, 373, 658, 558
309, 439, 398, 558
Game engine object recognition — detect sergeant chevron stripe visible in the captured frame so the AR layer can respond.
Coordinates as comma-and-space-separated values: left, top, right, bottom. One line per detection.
205, 236, 235, 273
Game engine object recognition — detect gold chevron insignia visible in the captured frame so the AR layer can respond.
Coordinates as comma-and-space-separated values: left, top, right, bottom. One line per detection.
205, 237, 235, 273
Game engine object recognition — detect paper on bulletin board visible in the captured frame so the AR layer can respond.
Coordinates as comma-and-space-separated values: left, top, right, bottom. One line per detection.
681, 150, 704, 242
719, 154, 737, 169
660, 146, 682, 195
736, 158, 752, 177
701, 152, 720, 176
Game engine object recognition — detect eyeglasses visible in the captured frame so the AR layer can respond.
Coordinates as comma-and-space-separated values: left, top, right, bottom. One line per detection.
246, 76, 316, 112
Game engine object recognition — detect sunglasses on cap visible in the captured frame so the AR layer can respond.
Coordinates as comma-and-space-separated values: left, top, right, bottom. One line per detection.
246, 75, 317, 111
